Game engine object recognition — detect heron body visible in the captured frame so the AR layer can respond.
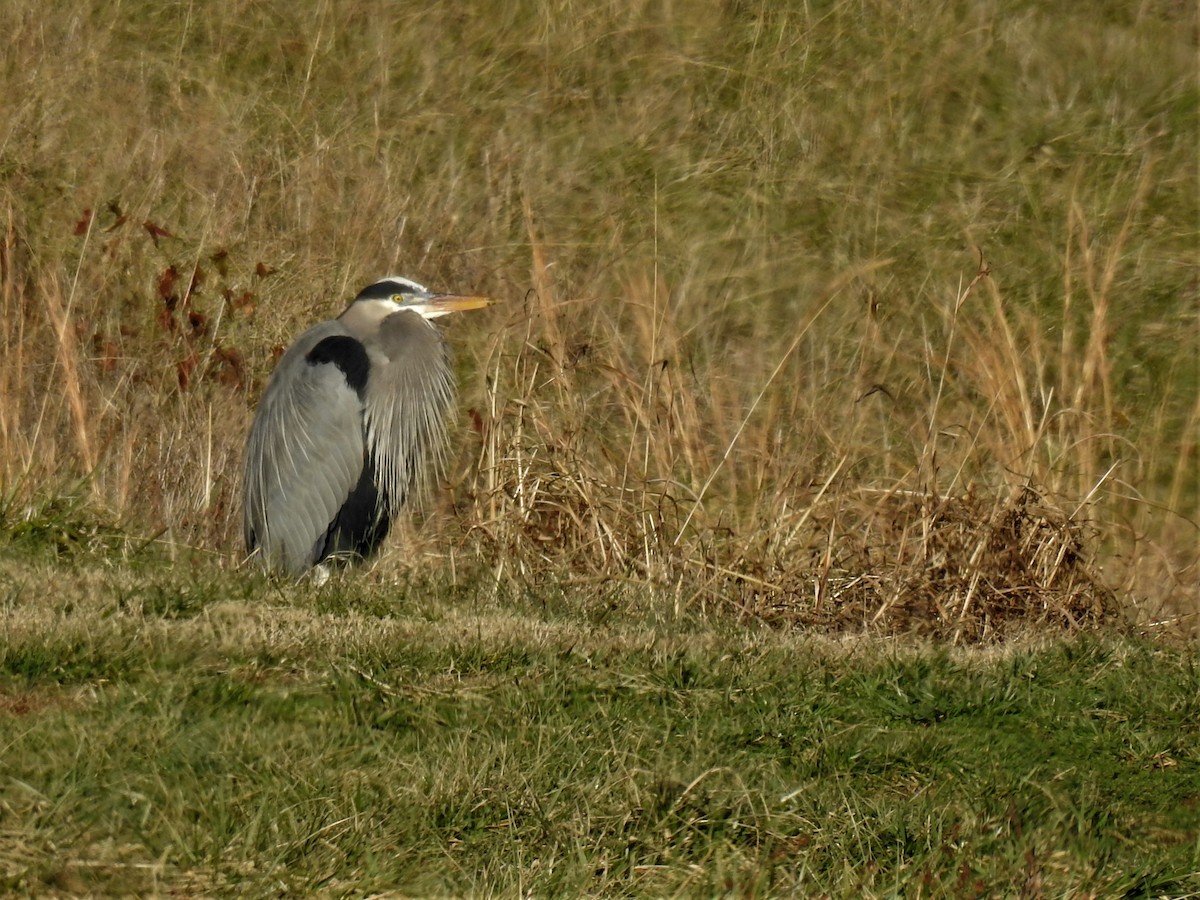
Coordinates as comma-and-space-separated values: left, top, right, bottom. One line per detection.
242, 276, 490, 575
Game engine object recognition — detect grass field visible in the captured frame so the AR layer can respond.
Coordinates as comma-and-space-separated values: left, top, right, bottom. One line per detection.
1, 0, 1197, 894
1, 558, 1197, 896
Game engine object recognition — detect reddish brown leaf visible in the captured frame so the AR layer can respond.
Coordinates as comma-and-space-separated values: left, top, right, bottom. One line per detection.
103, 200, 128, 231
216, 345, 244, 368
92, 335, 122, 374
158, 265, 179, 301
144, 220, 174, 246
223, 288, 256, 316
72, 209, 93, 236
177, 352, 199, 390
212, 345, 246, 389
255, 261, 275, 278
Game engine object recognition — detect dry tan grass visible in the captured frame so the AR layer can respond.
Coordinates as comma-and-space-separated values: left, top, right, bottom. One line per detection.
0, 0, 1194, 641
432, 246, 1174, 640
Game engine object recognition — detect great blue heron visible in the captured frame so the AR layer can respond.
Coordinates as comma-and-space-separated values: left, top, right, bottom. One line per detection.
242, 275, 491, 576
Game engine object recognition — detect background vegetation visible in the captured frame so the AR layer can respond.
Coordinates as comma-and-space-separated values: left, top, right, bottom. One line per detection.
0, 0, 1196, 894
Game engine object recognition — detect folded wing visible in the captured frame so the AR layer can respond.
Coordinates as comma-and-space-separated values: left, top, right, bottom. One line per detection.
243, 322, 370, 575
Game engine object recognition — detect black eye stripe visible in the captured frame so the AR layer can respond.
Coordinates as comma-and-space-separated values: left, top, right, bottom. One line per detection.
354, 280, 425, 302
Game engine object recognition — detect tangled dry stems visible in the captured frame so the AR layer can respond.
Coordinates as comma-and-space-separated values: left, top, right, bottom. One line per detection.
433, 250, 1134, 642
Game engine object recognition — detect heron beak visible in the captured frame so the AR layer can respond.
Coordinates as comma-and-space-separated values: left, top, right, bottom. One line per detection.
426, 293, 493, 312
401, 292, 493, 319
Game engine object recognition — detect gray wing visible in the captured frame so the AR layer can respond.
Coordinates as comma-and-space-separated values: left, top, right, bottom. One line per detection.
243, 321, 367, 575
363, 310, 456, 515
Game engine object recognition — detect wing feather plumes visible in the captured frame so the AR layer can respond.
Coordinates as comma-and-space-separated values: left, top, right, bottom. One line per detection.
243, 322, 368, 575
363, 310, 455, 518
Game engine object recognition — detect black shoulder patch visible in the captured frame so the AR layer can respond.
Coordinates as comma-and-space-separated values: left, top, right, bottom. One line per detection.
306, 335, 370, 397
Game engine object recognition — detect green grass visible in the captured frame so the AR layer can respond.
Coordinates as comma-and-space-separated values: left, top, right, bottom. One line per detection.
2, 554, 1198, 895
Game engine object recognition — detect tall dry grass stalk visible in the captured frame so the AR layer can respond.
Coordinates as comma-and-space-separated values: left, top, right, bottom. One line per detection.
0, 202, 21, 471
42, 274, 96, 478
0, 223, 100, 503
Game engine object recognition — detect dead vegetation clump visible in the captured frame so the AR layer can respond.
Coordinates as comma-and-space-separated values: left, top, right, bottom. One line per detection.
746, 487, 1118, 641
456, 379, 1121, 641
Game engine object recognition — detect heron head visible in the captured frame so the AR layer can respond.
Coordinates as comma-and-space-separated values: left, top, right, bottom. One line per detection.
350, 275, 492, 320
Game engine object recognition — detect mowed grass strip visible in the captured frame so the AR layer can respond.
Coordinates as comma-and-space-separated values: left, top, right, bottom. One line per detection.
2, 564, 1196, 896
